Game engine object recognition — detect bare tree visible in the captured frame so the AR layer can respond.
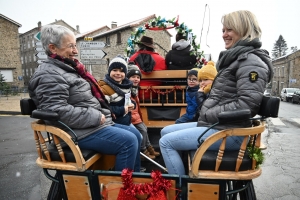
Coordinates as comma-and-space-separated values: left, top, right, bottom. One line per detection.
272, 35, 288, 58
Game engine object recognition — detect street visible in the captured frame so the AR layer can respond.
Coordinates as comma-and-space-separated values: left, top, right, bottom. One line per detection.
0, 101, 300, 199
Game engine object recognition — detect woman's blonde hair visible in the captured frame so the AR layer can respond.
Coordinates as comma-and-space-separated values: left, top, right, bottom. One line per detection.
221, 10, 261, 41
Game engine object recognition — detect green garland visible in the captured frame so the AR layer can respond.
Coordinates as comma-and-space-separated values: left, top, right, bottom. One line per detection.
247, 144, 264, 168
125, 16, 207, 67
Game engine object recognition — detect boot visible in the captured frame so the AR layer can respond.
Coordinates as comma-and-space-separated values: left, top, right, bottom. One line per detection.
147, 145, 160, 156
141, 149, 155, 160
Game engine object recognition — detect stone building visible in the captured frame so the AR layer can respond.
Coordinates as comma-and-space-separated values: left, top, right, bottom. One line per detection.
271, 50, 300, 96
19, 20, 80, 86
0, 14, 23, 88
76, 14, 172, 80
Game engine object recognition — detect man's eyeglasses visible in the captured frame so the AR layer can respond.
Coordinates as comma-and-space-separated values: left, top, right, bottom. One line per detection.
187, 78, 198, 82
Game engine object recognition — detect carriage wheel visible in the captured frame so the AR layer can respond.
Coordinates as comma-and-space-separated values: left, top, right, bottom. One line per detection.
237, 180, 256, 200
47, 175, 63, 200
226, 180, 256, 200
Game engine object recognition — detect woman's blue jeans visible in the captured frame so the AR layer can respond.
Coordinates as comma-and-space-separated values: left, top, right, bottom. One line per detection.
159, 122, 243, 175
78, 123, 141, 172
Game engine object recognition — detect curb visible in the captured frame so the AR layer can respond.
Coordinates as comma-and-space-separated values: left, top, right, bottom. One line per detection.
0, 111, 22, 115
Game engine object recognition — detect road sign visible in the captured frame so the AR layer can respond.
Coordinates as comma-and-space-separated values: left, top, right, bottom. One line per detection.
34, 32, 41, 41
80, 49, 106, 60
80, 41, 106, 50
37, 60, 44, 64
35, 47, 45, 51
35, 41, 43, 47
81, 60, 107, 65
36, 52, 47, 60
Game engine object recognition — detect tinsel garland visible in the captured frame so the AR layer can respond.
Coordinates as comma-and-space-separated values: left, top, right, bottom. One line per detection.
145, 85, 184, 95
117, 169, 172, 200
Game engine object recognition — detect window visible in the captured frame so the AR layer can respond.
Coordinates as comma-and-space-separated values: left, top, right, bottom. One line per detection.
117, 32, 121, 44
282, 66, 285, 77
26, 69, 28, 76
273, 68, 276, 77
0, 70, 13, 82
21, 57, 23, 64
278, 67, 280, 76
106, 36, 110, 46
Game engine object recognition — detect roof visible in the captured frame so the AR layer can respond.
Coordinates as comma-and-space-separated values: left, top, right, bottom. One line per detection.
19, 19, 79, 36
48, 19, 78, 32
92, 14, 172, 39
76, 25, 110, 39
272, 49, 300, 61
0, 13, 21, 27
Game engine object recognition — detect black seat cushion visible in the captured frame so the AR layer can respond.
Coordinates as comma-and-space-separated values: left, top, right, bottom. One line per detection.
190, 150, 253, 171
42, 143, 98, 162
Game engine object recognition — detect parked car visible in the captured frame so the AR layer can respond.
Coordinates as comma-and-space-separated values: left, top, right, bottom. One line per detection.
280, 88, 300, 102
264, 89, 271, 97
291, 90, 300, 104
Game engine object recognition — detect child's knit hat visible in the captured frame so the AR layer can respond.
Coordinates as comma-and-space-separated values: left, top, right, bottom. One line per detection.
108, 56, 128, 75
187, 68, 200, 77
127, 62, 142, 78
198, 61, 217, 80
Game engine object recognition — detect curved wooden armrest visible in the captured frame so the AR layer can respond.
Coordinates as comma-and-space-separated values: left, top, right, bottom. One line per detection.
190, 122, 265, 178
31, 120, 97, 171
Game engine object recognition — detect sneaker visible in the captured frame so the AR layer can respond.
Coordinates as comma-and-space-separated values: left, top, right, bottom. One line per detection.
147, 145, 160, 156
140, 167, 146, 172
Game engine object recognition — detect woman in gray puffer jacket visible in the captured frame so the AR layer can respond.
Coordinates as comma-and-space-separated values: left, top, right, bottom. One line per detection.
28, 25, 141, 172
159, 10, 274, 175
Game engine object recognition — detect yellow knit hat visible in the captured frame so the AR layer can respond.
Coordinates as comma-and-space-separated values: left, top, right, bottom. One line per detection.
198, 61, 217, 80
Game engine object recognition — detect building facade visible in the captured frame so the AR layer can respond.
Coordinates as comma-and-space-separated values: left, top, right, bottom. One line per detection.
76, 14, 172, 80
19, 20, 80, 86
271, 50, 300, 96
0, 14, 23, 88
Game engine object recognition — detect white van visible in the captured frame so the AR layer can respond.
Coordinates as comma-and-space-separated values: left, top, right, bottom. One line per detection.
280, 88, 300, 102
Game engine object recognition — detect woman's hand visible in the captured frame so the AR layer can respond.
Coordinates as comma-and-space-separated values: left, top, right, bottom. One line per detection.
100, 114, 106, 124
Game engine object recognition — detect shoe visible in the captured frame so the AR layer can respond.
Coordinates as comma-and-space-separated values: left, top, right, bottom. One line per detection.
141, 149, 155, 160
147, 145, 160, 156
140, 167, 146, 172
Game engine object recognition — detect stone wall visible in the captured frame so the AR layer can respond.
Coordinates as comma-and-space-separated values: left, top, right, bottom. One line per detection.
0, 17, 23, 88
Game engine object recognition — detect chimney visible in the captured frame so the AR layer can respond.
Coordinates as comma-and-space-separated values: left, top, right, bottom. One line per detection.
38, 21, 42, 31
76, 25, 80, 33
111, 21, 117, 29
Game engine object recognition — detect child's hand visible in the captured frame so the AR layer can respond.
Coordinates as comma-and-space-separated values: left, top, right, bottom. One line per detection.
124, 106, 129, 115
198, 86, 205, 92
127, 104, 134, 112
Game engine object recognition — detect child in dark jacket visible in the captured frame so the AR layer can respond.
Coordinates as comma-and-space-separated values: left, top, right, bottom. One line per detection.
98, 56, 136, 126
127, 63, 160, 160
175, 68, 200, 124
175, 61, 217, 123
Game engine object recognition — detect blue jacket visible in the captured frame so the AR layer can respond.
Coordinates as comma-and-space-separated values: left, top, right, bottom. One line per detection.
186, 85, 200, 120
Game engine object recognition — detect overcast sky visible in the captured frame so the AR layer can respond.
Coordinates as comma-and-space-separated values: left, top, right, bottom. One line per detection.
1, 0, 299, 61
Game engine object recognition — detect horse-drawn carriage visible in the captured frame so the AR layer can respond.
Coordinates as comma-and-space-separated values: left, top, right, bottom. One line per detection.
20, 69, 280, 200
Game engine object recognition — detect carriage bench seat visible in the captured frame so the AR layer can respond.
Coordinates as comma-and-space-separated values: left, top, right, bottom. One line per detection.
20, 98, 115, 172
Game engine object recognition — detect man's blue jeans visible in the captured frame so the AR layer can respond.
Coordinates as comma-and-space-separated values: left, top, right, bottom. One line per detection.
78, 123, 141, 172
159, 122, 243, 175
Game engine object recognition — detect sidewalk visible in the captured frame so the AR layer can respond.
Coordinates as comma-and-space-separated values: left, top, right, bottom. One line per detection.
0, 93, 29, 114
